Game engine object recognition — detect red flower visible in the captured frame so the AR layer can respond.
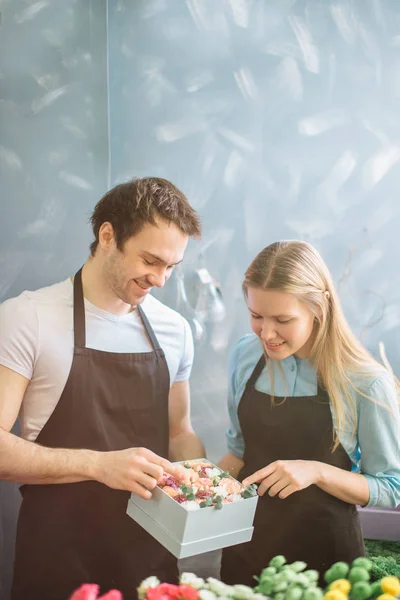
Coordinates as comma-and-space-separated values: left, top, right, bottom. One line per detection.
99, 592, 123, 600
147, 583, 181, 600
69, 585, 122, 600
177, 585, 200, 600
69, 584, 100, 600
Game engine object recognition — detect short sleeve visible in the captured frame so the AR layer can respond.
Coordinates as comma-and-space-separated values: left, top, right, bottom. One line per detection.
226, 341, 245, 459
173, 317, 194, 382
0, 294, 39, 380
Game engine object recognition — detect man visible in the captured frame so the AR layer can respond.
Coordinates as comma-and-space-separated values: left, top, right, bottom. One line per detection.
0, 177, 205, 599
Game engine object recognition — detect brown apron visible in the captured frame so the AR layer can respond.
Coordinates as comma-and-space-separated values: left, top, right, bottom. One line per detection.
221, 354, 365, 585
11, 268, 177, 600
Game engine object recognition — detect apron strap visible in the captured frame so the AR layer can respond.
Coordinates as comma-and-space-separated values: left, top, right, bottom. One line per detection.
73, 268, 86, 348
137, 305, 162, 352
246, 353, 266, 390
246, 351, 329, 402
73, 268, 163, 352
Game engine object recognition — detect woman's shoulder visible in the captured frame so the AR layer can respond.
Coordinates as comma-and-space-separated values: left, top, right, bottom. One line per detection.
229, 333, 264, 372
351, 367, 398, 409
231, 333, 263, 359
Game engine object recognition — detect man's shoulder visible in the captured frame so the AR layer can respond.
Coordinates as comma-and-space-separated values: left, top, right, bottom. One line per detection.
0, 278, 72, 318
142, 294, 189, 331
23, 278, 72, 306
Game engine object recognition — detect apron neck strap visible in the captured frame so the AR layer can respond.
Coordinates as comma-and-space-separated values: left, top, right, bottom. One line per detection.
73, 268, 162, 352
137, 305, 162, 352
247, 353, 266, 388
73, 268, 86, 348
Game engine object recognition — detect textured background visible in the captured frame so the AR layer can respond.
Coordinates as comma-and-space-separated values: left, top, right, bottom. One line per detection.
108, 0, 400, 463
1, 0, 400, 597
0, 1, 108, 597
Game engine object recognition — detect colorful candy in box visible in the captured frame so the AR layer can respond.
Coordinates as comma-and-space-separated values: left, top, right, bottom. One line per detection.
126, 459, 258, 559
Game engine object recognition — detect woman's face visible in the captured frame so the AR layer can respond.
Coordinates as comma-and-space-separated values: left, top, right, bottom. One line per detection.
247, 287, 316, 360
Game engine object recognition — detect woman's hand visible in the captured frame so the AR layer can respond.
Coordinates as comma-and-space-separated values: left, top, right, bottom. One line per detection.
243, 460, 322, 499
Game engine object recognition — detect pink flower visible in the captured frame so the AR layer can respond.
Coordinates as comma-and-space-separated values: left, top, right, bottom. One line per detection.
177, 585, 200, 599
147, 583, 181, 600
69, 585, 122, 600
69, 585, 100, 600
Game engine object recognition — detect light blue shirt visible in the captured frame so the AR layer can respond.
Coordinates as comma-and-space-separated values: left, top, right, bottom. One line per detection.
226, 334, 400, 509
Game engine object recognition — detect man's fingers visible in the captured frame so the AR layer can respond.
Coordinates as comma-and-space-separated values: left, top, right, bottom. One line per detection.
130, 481, 153, 500
137, 448, 179, 478
141, 460, 164, 482
168, 464, 191, 483
134, 471, 159, 492
242, 463, 276, 486
135, 448, 190, 483
153, 459, 189, 483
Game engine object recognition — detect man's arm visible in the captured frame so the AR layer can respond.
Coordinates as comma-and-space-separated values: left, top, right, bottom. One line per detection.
0, 364, 100, 484
0, 365, 187, 497
168, 380, 205, 461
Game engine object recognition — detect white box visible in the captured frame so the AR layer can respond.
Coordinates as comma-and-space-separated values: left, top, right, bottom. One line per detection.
126, 460, 258, 559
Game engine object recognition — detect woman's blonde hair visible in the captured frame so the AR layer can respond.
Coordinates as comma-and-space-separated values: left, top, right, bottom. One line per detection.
243, 240, 399, 449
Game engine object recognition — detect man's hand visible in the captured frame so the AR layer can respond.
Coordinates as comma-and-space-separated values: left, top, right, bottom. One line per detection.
95, 447, 190, 499
243, 460, 322, 500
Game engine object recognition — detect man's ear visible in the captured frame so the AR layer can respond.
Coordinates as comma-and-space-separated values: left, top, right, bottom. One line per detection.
98, 222, 115, 252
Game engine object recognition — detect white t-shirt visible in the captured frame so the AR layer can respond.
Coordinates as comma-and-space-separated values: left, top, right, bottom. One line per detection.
0, 278, 194, 442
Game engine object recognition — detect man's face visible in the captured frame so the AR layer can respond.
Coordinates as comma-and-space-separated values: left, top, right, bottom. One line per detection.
101, 218, 189, 307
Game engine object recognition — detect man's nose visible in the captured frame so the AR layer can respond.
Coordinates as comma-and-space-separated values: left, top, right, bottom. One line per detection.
148, 270, 167, 288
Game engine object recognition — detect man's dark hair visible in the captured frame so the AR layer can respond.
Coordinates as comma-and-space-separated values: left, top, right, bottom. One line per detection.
90, 177, 201, 255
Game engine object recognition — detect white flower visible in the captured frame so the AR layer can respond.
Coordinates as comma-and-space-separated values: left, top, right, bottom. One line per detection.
200, 590, 218, 600
180, 572, 205, 590
205, 468, 221, 478
229, 494, 242, 503
232, 584, 255, 599
210, 486, 228, 498
137, 576, 160, 600
182, 501, 201, 511
207, 578, 235, 597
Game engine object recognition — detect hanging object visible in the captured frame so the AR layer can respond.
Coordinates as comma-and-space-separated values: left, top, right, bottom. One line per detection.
191, 267, 226, 324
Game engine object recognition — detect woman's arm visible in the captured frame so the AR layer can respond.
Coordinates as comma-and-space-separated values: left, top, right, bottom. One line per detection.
317, 374, 400, 507
357, 375, 400, 508
315, 463, 370, 505
243, 459, 370, 504
244, 374, 400, 507
218, 340, 248, 476
218, 453, 244, 480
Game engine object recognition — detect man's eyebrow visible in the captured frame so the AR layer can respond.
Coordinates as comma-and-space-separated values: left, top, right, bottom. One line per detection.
143, 251, 183, 266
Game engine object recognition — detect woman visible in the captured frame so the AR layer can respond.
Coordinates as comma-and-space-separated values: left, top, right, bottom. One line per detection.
219, 241, 400, 583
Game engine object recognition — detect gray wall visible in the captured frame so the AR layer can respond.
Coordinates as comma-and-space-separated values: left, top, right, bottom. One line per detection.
108, 0, 400, 463
0, 1, 108, 597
